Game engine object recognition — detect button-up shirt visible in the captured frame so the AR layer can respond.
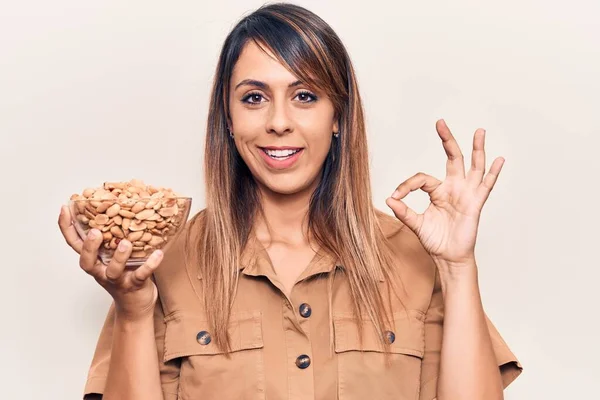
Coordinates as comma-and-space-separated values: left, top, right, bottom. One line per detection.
83, 211, 522, 399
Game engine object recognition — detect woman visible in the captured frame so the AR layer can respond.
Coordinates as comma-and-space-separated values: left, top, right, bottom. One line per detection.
59, 3, 522, 399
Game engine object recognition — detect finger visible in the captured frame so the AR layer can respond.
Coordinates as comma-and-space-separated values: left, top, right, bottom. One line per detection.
476, 157, 505, 203
391, 172, 442, 200
79, 229, 104, 275
129, 250, 164, 287
386, 196, 423, 233
58, 205, 84, 253
436, 119, 466, 179
387, 172, 439, 233
104, 240, 131, 284
467, 128, 486, 185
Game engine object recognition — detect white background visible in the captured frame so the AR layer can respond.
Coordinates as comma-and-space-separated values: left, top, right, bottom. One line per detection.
1, 0, 598, 398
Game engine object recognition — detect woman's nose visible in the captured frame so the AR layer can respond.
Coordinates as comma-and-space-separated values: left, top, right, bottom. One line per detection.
265, 99, 293, 136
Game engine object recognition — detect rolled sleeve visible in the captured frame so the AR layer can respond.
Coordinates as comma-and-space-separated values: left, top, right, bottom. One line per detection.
419, 270, 523, 399
82, 298, 181, 399
486, 314, 523, 388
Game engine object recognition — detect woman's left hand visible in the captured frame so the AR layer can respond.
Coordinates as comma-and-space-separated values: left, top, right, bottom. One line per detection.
385, 119, 504, 266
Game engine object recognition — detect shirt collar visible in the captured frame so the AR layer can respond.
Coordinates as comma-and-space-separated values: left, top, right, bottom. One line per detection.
237, 211, 404, 282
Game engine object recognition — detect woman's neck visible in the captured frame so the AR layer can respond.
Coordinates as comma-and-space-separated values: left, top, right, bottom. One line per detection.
254, 183, 315, 246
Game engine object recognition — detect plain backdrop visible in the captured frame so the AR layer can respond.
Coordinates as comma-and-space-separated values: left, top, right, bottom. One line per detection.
1, 0, 598, 398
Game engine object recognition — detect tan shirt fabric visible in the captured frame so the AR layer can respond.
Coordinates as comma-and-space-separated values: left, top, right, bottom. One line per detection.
83, 211, 522, 400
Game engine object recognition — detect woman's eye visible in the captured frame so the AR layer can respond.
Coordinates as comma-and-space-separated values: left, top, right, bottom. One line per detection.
296, 91, 317, 103
242, 93, 265, 105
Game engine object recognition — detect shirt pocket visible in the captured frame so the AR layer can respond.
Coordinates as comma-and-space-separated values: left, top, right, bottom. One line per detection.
334, 310, 425, 400
163, 310, 266, 400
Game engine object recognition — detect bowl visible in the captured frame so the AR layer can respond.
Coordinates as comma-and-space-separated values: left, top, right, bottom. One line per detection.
68, 195, 192, 267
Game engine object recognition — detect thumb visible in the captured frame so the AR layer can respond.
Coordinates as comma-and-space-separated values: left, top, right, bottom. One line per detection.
385, 197, 421, 233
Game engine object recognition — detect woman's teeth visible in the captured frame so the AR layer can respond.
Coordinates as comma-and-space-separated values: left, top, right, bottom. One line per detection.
263, 149, 300, 159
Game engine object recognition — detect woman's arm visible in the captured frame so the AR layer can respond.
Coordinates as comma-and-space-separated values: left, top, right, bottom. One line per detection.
434, 258, 504, 400
102, 311, 164, 400
385, 120, 514, 398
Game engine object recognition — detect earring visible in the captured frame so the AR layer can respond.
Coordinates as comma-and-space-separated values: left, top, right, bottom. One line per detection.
333, 131, 339, 138
227, 128, 234, 138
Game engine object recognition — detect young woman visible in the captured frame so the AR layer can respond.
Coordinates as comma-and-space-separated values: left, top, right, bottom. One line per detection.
59, 3, 522, 399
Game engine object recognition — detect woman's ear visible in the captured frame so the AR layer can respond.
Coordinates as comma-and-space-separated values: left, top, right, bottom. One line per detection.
333, 118, 339, 135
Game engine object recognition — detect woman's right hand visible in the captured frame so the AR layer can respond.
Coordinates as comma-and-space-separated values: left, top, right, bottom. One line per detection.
58, 205, 164, 321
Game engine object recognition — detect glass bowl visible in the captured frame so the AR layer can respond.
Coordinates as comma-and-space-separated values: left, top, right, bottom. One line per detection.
68, 196, 192, 267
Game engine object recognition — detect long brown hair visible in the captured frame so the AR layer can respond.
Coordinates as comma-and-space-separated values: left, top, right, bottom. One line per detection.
185, 2, 403, 353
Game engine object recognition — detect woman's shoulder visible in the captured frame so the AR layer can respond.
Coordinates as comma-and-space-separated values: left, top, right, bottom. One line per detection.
375, 209, 423, 251
375, 208, 405, 237
152, 209, 207, 312
159, 207, 206, 268
375, 209, 438, 299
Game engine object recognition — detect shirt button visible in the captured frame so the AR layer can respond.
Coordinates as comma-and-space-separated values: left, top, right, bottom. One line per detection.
299, 303, 312, 318
196, 330, 212, 345
385, 330, 396, 344
295, 354, 311, 369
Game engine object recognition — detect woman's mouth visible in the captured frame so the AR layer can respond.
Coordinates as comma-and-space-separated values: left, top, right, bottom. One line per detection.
262, 148, 301, 160
258, 147, 304, 169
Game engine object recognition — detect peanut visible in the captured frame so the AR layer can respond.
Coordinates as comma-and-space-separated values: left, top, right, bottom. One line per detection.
146, 212, 161, 221
156, 221, 167, 229
146, 221, 157, 229
127, 231, 144, 242
149, 235, 164, 247
135, 209, 155, 221
158, 206, 177, 217
110, 226, 125, 239
131, 201, 146, 214
106, 203, 121, 218
129, 221, 147, 231
95, 202, 110, 213
119, 210, 136, 219
95, 214, 109, 225
145, 199, 158, 209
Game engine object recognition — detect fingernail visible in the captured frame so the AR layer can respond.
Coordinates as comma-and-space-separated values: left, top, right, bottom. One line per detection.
151, 250, 163, 261
88, 229, 97, 239
391, 190, 401, 200
118, 240, 129, 252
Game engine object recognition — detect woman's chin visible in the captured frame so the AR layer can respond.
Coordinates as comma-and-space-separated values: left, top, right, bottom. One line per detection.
258, 176, 316, 197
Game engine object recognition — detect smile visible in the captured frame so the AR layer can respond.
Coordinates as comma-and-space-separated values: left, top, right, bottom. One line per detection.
258, 146, 304, 169
262, 148, 302, 160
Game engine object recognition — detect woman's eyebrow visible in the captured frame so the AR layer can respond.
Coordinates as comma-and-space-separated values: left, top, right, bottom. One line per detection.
234, 79, 303, 90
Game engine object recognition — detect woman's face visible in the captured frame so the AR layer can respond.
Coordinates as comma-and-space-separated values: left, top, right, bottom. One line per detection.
228, 41, 339, 196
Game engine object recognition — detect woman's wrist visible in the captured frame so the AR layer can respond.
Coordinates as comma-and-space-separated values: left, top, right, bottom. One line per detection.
114, 302, 156, 325
431, 256, 479, 296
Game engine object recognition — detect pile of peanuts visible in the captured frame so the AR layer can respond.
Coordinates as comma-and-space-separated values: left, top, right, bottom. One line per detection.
69, 179, 188, 259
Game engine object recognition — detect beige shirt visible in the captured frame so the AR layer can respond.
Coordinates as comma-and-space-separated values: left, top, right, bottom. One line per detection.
83, 212, 522, 399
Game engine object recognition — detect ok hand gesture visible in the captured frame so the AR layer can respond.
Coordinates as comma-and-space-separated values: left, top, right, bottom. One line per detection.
386, 119, 505, 265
